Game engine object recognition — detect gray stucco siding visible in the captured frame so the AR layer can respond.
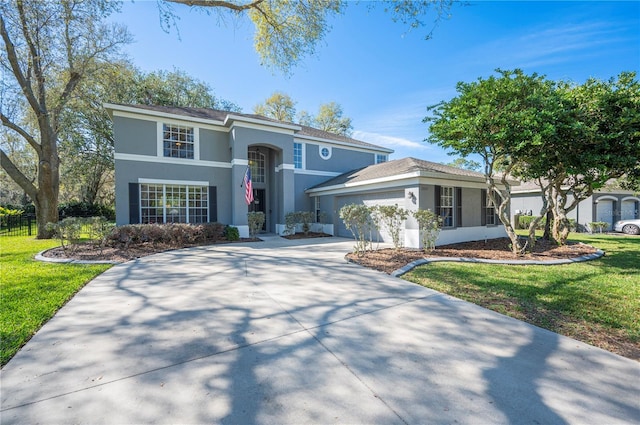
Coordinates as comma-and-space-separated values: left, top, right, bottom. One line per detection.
114, 116, 157, 156
293, 173, 336, 212
232, 127, 294, 158
114, 159, 232, 226
305, 144, 374, 173
199, 128, 230, 162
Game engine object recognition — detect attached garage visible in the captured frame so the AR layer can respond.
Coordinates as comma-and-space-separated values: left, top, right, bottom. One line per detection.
596, 199, 615, 230
306, 157, 509, 249
334, 190, 405, 240
621, 198, 639, 220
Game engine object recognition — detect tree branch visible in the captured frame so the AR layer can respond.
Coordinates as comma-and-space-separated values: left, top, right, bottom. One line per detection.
0, 10, 41, 115
165, 0, 264, 12
0, 111, 41, 153
0, 148, 38, 200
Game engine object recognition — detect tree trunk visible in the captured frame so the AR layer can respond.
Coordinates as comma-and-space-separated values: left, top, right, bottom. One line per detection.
35, 129, 60, 239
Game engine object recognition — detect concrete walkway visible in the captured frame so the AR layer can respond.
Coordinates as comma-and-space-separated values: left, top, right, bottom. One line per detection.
1, 237, 638, 424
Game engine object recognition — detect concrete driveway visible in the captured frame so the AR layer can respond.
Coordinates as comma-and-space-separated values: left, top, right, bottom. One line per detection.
1, 237, 639, 424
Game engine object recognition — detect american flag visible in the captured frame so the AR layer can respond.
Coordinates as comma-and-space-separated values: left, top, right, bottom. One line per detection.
243, 166, 254, 205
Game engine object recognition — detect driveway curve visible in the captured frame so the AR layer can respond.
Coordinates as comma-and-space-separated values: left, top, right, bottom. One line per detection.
1, 237, 638, 424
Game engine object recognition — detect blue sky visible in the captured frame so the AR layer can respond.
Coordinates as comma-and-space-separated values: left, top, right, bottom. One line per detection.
112, 1, 640, 164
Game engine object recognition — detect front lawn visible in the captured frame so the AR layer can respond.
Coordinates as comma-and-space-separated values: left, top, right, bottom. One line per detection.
0, 236, 111, 366
402, 234, 639, 360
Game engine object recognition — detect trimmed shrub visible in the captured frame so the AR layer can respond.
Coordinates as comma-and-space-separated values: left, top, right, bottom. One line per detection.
58, 201, 115, 220
375, 204, 409, 250
202, 222, 226, 242
413, 209, 442, 252
339, 204, 377, 256
248, 212, 265, 238
224, 225, 240, 241
46, 217, 82, 252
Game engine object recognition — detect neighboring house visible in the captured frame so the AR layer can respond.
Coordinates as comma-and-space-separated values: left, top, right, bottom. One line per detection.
307, 157, 508, 247
106, 104, 508, 247
511, 181, 640, 231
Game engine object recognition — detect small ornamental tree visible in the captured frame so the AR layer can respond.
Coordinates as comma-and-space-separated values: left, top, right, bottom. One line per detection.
376, 204, 409, 250
413, 209, 442, 252
339, 204, 376, 256
247, 211, 265, 238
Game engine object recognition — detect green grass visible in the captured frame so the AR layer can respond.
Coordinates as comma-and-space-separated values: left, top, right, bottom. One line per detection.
0, 236, 111, 366
403, 234, 639, 358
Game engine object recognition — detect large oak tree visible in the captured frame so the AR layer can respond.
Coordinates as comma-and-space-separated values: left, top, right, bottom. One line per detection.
0, 0, 130, 237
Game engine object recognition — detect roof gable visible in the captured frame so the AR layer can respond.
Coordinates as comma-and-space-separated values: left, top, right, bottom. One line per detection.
105, 103, 392, 153
309, 157, 486, 190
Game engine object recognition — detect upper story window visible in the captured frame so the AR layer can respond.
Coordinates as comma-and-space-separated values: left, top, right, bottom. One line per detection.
163, 124, 194, 159
319, 145, 332, 160
294, 142, 303, 169
376, 154, 388, 164
248, 150, 265, 183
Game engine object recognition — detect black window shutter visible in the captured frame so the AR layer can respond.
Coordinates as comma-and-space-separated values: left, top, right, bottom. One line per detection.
208, 186, 218, 223
481, 189, 487, 226
455, 187, 462, 227
129, 183, 140, 224
434, 185, 441, 217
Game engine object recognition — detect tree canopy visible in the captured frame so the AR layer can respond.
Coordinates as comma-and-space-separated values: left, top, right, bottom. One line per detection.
300, 102, 353, 136
253, 91, 297, 121
161, 0, 454, 74
0, 0, 131, 237
426, 69, 640, 247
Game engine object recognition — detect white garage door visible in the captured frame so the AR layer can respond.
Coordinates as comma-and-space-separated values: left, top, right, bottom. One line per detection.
621, 200, 637, 220
596, 200, 614, 230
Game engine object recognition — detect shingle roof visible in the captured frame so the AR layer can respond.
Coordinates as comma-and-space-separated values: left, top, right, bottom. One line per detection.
309, 157, 485, 190
109, 103, 391, 152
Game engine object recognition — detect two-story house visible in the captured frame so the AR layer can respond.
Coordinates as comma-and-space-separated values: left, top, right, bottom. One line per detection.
107, 103, 508, 247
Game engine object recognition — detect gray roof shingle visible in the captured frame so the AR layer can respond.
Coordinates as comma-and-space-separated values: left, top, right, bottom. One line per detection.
309, 157, 485, 190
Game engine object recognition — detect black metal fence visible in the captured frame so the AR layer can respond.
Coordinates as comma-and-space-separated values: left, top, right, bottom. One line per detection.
0, 213, 36, 237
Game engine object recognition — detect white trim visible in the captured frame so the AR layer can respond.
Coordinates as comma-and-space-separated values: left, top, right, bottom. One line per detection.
293, 141, 305, 170
275, 163, 295, 172
294, 169, 342, 177
225, 114, 301, 131
595, 195, 619, 202
229, 120, 297, 136
157, 122, 200, 160
115, 153, 231, 168
319, 145, 332, 160
294, 134, 393, 154
306, 173, 499, 197
235, 225, 250, 238
621, 196, 640, 202
138, 178, 209, 186
231, 158, 249, 166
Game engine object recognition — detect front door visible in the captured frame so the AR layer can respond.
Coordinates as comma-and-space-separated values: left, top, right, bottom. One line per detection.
254, 188, 267, 231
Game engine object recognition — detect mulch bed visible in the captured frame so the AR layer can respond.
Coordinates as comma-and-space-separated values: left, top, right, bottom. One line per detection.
346, 238, 598, 274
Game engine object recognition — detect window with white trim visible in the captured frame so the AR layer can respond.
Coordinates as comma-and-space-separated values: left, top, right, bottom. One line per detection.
319, 145, 331, 160
248, 150, 265, 183
440, 186, 454, 227
485, 193, 497, 225
315, 196, 321, 223
375, 154, 388, 164
140, 184, 208, 224
294, 142, 303, 169
163, 124, 194, 159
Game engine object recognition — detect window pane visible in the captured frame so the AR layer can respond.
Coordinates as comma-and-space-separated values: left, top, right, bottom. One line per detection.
163, 124, 195, 159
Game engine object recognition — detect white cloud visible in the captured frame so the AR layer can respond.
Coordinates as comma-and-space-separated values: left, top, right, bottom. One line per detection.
352, 130, 431, 151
